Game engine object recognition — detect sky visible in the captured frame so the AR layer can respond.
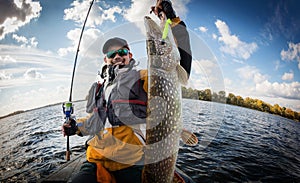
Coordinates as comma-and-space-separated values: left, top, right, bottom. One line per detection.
0, 0, 300, 117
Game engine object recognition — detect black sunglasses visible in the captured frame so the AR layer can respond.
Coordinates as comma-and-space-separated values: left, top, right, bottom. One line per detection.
106, 48, 129, 59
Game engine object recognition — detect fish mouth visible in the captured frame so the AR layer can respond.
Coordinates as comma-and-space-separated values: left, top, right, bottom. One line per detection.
144, 16, 162, 40
144, 16, 151, 20
144, 16, 153, 33
144, 16, 156, 27
144, 16, 152, 22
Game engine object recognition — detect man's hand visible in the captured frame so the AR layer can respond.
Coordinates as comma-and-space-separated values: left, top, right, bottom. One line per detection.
62, 118, 78, 137
150, 0, 162, 16
150, 0, 176, 20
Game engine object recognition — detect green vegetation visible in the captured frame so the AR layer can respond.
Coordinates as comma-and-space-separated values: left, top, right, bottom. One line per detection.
182, 87, 300, 122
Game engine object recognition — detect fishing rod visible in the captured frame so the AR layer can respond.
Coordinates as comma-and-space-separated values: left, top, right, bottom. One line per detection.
63, 0, 94, 161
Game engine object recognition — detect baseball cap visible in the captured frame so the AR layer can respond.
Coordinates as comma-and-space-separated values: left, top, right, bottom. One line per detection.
102, 37, 130, 54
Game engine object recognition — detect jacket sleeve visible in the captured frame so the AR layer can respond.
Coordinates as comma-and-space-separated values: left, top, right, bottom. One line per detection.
170, 17, 192, 78
76, 82, 105, 138
76, 115, 91, 136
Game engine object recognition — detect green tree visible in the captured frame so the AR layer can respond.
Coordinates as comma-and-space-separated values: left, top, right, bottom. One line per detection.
236, 96, 244, 106
285, 108, 295, 119
227, 93, 237, 105
212, 92, 219, 102
244, 97, 253, 109
182, 87, 198, 99
218, 91, 226, 103
197, 90, 205, 100
273, 104, 282, 115
203, 89, 212, 101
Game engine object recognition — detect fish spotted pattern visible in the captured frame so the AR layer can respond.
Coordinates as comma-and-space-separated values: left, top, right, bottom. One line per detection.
142, 16, 188, 183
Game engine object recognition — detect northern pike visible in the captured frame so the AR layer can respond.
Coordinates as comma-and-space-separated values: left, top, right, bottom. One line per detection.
142, 16, 188, 183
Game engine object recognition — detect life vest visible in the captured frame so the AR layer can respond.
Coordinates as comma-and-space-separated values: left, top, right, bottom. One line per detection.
80, 68, 147, 171
96, 69, 147, 127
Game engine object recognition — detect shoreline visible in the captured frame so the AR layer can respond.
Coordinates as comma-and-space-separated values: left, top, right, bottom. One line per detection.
0, 100, 86, 120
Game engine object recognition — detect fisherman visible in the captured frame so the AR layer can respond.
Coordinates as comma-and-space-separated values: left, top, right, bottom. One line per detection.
62, 0, 192, 182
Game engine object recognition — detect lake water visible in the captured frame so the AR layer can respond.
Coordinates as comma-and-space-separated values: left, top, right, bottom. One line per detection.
0, 99, 299, 182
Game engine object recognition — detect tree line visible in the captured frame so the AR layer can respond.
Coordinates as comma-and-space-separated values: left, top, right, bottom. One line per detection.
182, 87, 300, 122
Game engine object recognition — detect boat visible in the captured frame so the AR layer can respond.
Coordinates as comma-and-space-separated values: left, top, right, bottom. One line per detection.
40, 153, 195, 183
40, 153, 86, 183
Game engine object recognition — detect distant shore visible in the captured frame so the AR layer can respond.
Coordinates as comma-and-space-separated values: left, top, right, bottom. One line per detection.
0, 100, 86, 120
182, 87, 300, 122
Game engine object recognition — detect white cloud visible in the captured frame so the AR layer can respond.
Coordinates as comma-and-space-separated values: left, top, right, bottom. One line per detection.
0, 71, 12, 80
199, 26, 208, 33
24, 68, 44, 79
103, 6, 122, 22
29, 37, 38, 48
60, 0, 191, 57
215, 19, 258, 60
256, 80, 300, 100
236, 65, 268, 83
0, 45, 72, 85
122, 0, 160, 37
280, 42, 300, 69
0, 45, 77, 116
187, 76, 209, 90
192, 59, 218, 75
58, 28, 103, 57
0, 44, 101, 116
235, 65, 300, 100
170, 0, 191, 20
0, 55, 17, 65
123, 0, 152, 22
0, 0, 42, 40
190, 59, 225, 92
224, 78, 233, 92
281, 71, 294, 81
64, 0, 122, 27
12, 34, 38, 48
12, 34, 27, 43
191, 60, 202, 75
59, 1, 128, 57
58, 28, 80, 56
232, 59, 244, 64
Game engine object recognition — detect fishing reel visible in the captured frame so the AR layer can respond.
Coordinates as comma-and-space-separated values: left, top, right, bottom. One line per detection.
62, 102, 74, 122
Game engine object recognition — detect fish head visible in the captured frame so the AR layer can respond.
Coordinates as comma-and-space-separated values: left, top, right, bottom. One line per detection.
144, 16, 180, 71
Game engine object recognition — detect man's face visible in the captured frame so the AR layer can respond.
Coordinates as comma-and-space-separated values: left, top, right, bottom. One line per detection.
104, 45, 132, 66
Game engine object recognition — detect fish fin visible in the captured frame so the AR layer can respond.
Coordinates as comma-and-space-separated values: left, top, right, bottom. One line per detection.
181, 129, 198, 146
176, 64, 188, 85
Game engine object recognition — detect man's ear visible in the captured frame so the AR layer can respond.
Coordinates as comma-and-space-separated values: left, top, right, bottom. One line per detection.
129, 52, 133, 59
104, 56, 107, 63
